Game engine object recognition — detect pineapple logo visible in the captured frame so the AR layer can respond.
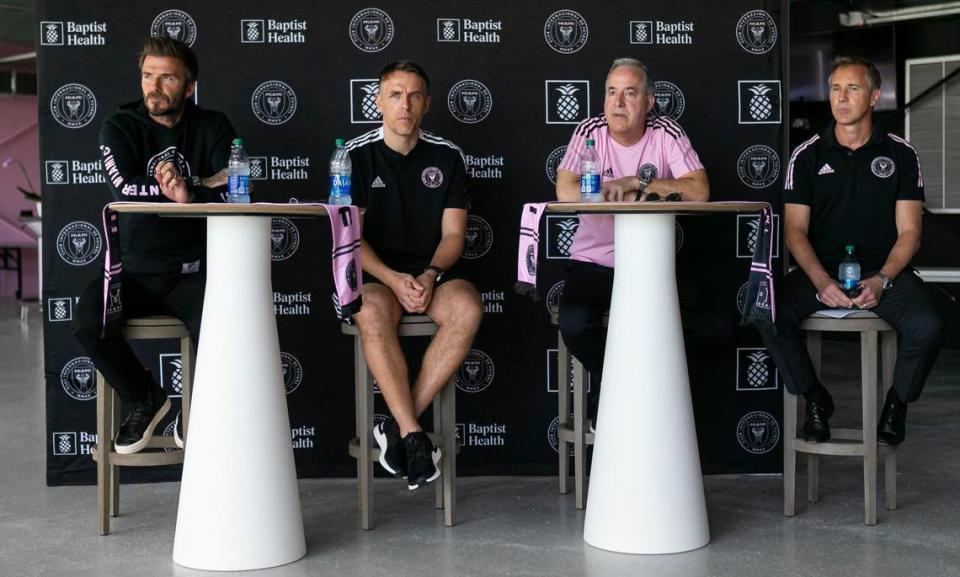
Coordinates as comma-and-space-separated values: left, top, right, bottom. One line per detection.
736, 10, 777, 54
747, 85, 773, 120
438, 19, 460, 42
151, 10, 198, 47
41, 22, 63, 45
547, 217, 579, 258
737, 349, 778, 391
360, 82, 381, 120
631, 21, 653, 44
554, 85, 580, 121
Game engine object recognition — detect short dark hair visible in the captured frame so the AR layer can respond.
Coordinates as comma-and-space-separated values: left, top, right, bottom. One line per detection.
830, 56, 881, 91
378, 60, 430, 92
139, 36, 199, 83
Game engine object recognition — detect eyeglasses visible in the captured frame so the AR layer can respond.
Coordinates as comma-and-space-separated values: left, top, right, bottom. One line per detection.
642, 192, 681, 202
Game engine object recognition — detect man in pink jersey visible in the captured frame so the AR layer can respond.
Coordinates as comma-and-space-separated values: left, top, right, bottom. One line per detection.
555, 58, 709, 418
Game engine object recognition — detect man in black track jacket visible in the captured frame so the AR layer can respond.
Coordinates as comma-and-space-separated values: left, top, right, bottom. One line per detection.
73, 35, 236, 454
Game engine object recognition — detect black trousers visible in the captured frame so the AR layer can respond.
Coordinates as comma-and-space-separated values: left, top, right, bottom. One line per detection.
73, 272, 205, 404
558, 260, 613, 376
759, 268, 943, 403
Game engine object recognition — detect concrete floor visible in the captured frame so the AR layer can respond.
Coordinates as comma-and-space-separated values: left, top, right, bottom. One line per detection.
1, 298, 959, 577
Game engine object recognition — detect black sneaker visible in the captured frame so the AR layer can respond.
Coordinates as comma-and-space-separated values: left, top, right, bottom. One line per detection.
173, 411, 184, 449
403, 431, 442, 491
115, 388, 170, 455
373, 419, 406, 478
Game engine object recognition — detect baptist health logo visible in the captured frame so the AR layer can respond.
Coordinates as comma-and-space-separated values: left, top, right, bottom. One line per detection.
40, 21, 107, 46
545, 80, 590, 124
436, 18, 502, 43
52, 432, 97, 456
240, 19, 307, 43
44, 159, 105, 185
736, 348, 778, 391
629, 20, 694, 45
248, 155, 310, 181
350, 79, 382, 124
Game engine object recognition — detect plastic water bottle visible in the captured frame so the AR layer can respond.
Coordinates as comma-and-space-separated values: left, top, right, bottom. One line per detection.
838, 245, 861, 297
227, 138, 251, 204
579, 139, 601, 202
329, 138, 352, 205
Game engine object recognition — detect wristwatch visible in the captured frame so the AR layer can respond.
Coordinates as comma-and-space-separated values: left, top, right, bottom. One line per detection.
424, 265, 445, 282
876, 273, 894, 290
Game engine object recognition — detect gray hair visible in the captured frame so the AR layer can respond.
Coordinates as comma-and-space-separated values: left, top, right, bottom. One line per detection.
607, 58, 654, 96
830, 56, 881, 91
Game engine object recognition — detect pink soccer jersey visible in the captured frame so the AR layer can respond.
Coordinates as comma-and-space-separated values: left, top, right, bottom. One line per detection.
558, 115, 704, 268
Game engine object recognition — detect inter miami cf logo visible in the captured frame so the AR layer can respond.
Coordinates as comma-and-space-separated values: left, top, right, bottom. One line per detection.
544, 10, 589, 54
739, 81, 782, 124
151, 9, 198, 46
455, 349, 495, 393
60, 357, 97, 401
280, 352, 303, 395
871, 156, 896, 178
349, 8, 395, 52
652, 81, 685, 120
737, 411, 780, 454
50, 83, 97, 129
463, 215, 493, 259
736, 10, 777, 55
448, 79, 493, 124
41, 21, 64, 45
56, 221, 102, 266
270, 218, 301, 261
737, 145, 780, 189
546, 216, 579, 259
631, 21, 653, 44
545, 81, 589, 124
252, 81, 297, 125
545, 146, 567, 184
350, 80, 382, 123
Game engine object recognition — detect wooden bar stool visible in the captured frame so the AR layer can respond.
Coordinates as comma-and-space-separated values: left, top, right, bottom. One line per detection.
91, 315, 194, 535
342, 315, 457, 529
550, 306, 607, 510
783, 310, 898, 525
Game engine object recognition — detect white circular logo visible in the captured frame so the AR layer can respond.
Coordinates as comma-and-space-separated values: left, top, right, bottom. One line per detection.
652, 81, 685, 120
50, 83, 97, 129
737, 145, 781, 189
546, 280, 565, 315
270, 218, 300, 261
547, 416, 574, 455
252, 81, 297, 125
544, 10, 589, 54
675, 221, 684, 253
421, 166, 444, 188
349, 8, 394, 52
736, 10, 777, 55
60, 357, 97, 401
146, 146, 192, 180
151, 9, 198, 46
736, 281, 749, 315
455, 349, 495, 393
56, 221, 102, 266
871, 156, 896, 178
280, 352, 303, 395
545, 145, 567, 185
736, 410, 780, 454
448, 79, 493, 124
463, 215, 493, 260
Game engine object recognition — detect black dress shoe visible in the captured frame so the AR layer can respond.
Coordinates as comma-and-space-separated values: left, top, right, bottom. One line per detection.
878, 397, 907, 445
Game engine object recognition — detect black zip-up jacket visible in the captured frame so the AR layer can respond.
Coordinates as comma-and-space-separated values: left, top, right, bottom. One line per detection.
98, 99, 235, 274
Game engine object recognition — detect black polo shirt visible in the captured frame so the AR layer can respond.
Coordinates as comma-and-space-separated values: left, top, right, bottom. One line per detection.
346, 128, 469, 272
783, 122, 924, 271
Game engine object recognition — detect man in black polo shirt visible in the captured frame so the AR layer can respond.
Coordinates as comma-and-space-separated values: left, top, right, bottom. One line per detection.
346, 61, 482, 490
761, 56, 942, 445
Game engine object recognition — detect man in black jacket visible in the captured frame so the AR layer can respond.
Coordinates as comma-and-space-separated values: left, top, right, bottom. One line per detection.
73, 36, 236, 454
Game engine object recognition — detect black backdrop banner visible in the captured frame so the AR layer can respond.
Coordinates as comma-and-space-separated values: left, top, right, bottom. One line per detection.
38, 1, 784, 485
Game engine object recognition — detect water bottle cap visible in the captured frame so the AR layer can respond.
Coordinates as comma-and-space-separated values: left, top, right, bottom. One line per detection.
585, 139, 595, 146
335, 138, 345, 147
845, 245, 855, 253
232, 138, 243, 146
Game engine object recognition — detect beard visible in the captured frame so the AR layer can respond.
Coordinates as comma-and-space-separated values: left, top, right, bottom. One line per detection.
144, 90, 186, 117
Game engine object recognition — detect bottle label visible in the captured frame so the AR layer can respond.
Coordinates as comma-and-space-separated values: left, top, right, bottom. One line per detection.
330, 174, 352, 197
580, 174, 600, 195
228, 174, 250, 197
